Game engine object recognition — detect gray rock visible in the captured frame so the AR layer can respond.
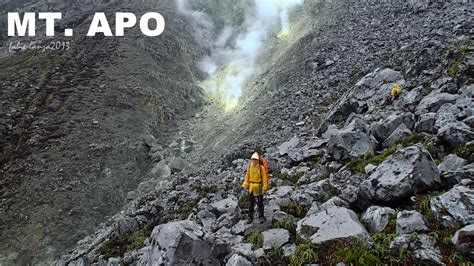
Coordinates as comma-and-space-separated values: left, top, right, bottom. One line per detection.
231, 220, 251, 236
197, 209, 216, 230
413, 235, 444, 265
254, 248, 265, 258
168, 157, 188, 173
383, 123, 412, 148
430, 185, 474, 228
262, 229, 290, 250
452, 224, 474, 259
150, 160, 171, 178
415, 91, 459, 115
281, 243, 296, 257
107, 257, 120, 266
361, 206, 396, 233
396, 210, 428, 234
116, 217, 139, 234
211, 196, 238, 216
138, 220, 222, 265
327, 119, 378, 160
397, 86, 423, 112
226, 254, 252, 266
438, 122, 474, 149
434, 104, 460, 130
464, 116, 474, 128
364, 164, 377, 175
438, 154, 467, 173
360, 144, 440, 204
390, 234, 443, 265
271, 211, 290, 223
230, 243, 255, 261
370, 112, 415, 142
279, 137, 300, 156
414, 113, 436, 133
296, 207, 370, 244
356, 68, 403, 88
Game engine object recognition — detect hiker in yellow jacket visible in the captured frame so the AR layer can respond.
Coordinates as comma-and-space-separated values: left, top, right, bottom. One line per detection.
242, 152, 269, 224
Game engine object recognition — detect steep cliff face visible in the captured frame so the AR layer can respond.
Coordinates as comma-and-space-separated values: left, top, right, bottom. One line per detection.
0, 0, 211, 263
1, 0, 473, 265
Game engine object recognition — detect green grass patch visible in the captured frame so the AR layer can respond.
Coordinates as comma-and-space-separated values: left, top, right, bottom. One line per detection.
244, 231, 263, 250
280, 201, 309, 219
447, 60, 461, 78
290, 239, 318, 265
273, 218, 295, 233
274, 171, 304, 185
260, 246, 288, 265
414, 194, 435, 222
331, 240, 381, 265
347, 145, 397, 173
97, 229, 150, 259
238, 193, 250, 211
453, 143, 474, 161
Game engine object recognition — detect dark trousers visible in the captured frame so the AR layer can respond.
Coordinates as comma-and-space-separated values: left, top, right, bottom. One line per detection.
248, 193, 264, 218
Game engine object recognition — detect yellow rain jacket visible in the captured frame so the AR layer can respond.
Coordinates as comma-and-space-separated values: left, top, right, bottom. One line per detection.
390, 85, 402, 97
242, 163, 269, 196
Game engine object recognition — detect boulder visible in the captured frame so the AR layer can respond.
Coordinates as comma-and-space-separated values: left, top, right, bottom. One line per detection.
396, 86, 423, 112
361, 206, 396, 233
278, 137, 300, 156
226, 254, 252, 266
150, 160, 171, 178
382, 123, 412, 148
430, 185, 474, 228
327, 119, 378, 160
438, 154, 467, 173
359, 145, 440, 204
356, 68, 403, 88
415, 91, 458, 115
396, 210, 428, 234
452, 224, 474, 259
281, 244, 296, 257
370, 112, 415, 142
414, 113, 436, 133
116, 217, 140, 235
138, 220, 222, 265
168, 157, 189, 173
438, 122, 474, 149
211, 196, 238, 216
390, 234, 443, 265
296, 207, 370, 244
262, 229, 290, 250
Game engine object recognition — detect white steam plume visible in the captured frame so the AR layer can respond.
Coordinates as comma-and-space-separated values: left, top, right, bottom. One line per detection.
176, 0, 303, 111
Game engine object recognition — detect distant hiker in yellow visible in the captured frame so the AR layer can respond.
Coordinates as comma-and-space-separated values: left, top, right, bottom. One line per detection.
242, 152, 269, 224
390, 84, 402, 99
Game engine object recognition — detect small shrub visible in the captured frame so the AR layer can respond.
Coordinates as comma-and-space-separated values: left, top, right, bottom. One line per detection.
244, 231, 263, 250
265, 246, 286, 265
290, 240, 318, 265
97, 229, 150, 259
238, 193, 250, 210
453, 144, 474, 160
280, 201, 308, 218
447, 60, 461, 78
273, 218, 295, 233
414, 194, 435, 222
331, 240, 381, 265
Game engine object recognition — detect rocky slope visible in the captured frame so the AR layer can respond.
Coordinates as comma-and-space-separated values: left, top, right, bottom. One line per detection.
51, 1, 474, 265
1, 0, 473, 265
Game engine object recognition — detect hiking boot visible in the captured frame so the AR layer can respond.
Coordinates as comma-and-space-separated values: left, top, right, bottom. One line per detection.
247, 217, 253, 224
258, 217, 267, 224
